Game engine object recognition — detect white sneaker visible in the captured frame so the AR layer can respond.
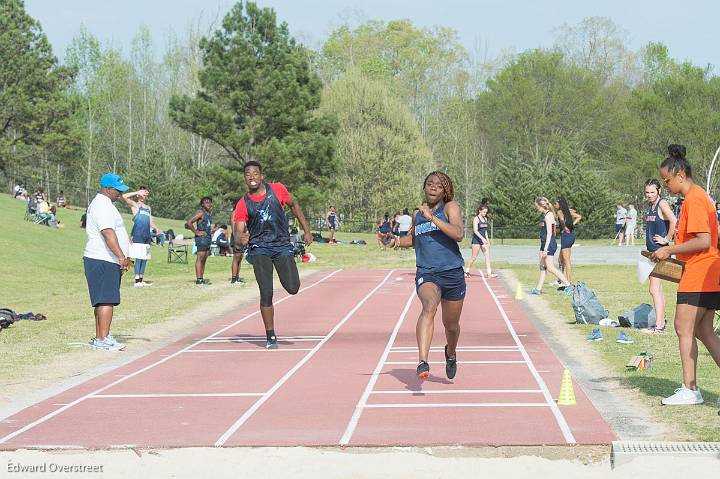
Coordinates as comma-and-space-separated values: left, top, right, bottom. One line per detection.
552, 279, 562, 287
661, 384, 703, 405
90, 337, 125, 351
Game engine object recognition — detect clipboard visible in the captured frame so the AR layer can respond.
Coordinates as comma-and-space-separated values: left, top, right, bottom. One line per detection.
640, 250, 685, 283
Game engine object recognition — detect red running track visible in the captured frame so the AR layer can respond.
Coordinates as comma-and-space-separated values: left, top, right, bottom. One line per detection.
0, 269, 615, 449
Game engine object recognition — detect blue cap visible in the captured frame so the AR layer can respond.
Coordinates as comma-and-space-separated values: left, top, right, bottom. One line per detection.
99, 173, 129, 192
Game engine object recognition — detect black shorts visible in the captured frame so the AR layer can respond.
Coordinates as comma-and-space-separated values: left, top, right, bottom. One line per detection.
560, 232, 575, 249
415, 267, 466, 301
230, 235, 245, 254
676, 292, 720, 310
83, 257, 121, 307
195, 236, 211, 252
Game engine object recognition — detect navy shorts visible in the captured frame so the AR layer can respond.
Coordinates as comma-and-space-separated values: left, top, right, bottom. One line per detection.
540, 240, 558, 256
195, 236, 211, 252
560, 232, 575, 249
471, 233, 487, 246
247, 244, 294, 263
84, 257, 121, 307
415, 267, 466, 301
615, 224, 625, 233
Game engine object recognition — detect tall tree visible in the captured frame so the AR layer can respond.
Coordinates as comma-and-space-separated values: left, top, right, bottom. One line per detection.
169, 1, 338, 209
0, 0, 75, 176
320, 68, 433, 222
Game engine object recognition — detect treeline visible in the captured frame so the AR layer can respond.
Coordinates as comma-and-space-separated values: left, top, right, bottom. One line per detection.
3, 1, 720, 228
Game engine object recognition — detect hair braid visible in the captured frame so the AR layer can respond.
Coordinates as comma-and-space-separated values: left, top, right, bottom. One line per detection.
424, 171, 455, 202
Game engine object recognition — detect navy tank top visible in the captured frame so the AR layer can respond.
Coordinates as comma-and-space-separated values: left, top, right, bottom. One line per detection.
131, 205, 152, 243
475, 216, 489, 239
328, 212, 336, 228
197, 209, 212, 237
245, 182, 291, 248
379, 220, 391, 234
414, 202, 464, 274
540, 213, 557, 248
645, 199, 669, 252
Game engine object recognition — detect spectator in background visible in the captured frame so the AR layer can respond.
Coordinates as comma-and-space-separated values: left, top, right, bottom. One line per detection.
123, 186, 154, 287
213, 224, 231, 255
325, 206, 338, 244
185, 197, 213, 285
83, 173, 130, 351
397, 208, 413, 237
13, 184, 28, 200
392, 211, 401, 236
615, 203, 627, 246
55, 190, 68, 208
151, 227, 166, 246
625, 204, 638, 246
377, 212, 395, 249
715, 202, 720, 224
36, 198, 58, 225
81, 212, 87, 229
674, 197, 684, 219
32, 187, 45, 203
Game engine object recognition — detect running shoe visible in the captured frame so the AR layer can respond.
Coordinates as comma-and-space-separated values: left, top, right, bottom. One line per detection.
444, 345, 457, 380
266, 336, 278, 350
464, 270, 471, 278
416, 360, 430, 379
195, 279, 206, 286
661, 385, 703, 405
230, 277, 246, 286
552, 279, 562, 287
90, 337, 125, 351
529, 288, 542, 295
616, 331, 634, 344
586, 328, 603, 341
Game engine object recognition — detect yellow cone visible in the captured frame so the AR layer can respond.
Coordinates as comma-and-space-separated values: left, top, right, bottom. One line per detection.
557, 369, 576, 406
515, 283, 524, 300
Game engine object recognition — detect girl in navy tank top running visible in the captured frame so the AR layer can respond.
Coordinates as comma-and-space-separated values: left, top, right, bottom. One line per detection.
641, 178, 677, 334
530, 197, 570, 295
394, 172, 466, 381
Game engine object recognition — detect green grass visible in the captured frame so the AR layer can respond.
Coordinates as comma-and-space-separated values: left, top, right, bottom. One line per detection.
510, 264, 720, 441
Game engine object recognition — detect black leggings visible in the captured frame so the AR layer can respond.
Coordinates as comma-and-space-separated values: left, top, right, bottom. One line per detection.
252, 255, 300, 307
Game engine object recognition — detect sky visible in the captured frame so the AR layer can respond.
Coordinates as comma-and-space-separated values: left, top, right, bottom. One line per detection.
24, 0, 720, 68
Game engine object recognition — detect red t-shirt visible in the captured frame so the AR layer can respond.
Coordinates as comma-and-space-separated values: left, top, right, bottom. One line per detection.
233, 182, 291, 223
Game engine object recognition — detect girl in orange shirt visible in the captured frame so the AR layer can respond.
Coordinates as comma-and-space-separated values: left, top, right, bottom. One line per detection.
651, 144, 720, 405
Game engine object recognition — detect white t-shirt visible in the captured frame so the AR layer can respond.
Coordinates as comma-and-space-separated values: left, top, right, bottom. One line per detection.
83, 193, 130, 264
615, 207, 627, 224
626, 208, 637, 226
397, 214, 413, 232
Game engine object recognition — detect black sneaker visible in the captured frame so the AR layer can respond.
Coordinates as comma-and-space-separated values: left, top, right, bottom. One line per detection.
231, 277, 246, 286
266, 336, 278, 350
195, 279, 206, 285
416, 360, 430, 379
444, 345, 457, 379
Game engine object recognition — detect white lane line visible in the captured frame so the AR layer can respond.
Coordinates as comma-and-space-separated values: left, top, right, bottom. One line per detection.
339, 286, 416, 446
202, 338, 323, 343
363, 403, 549, 408
183, 348, 314, 353
384, 361, 526, 365
214, 270, 397, 447
388, 349, 520, 353
91, 393, 264, 398
204, 336, 325, 341
390, 346, 518, 350
371, 389, 543, 395
481, 276, 576, 444
0, 269, 342, 445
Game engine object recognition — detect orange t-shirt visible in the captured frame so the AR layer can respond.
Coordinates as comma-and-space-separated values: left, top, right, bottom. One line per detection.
676, 184, 720, 292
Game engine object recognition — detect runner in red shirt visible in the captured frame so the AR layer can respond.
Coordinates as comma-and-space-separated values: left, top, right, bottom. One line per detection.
233, 161, 313, 349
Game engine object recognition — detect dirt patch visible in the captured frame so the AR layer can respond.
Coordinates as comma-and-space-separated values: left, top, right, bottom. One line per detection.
499, 269, 681, 440
0, 270, 317, 420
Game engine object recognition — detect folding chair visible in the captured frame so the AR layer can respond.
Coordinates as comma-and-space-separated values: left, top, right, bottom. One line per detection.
167, 244, 188, 264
